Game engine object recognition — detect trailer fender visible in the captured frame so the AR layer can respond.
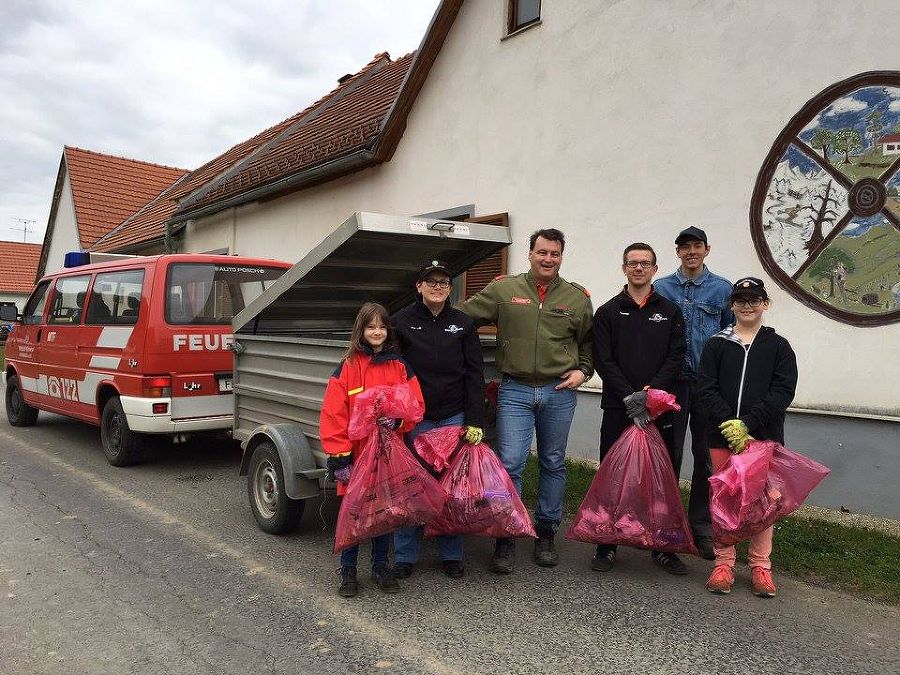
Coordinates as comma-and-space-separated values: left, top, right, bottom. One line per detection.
239, 424, 324, 500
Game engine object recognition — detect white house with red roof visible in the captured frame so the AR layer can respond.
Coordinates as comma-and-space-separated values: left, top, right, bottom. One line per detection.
881, 133, 900, 155
0, 241, 41, 310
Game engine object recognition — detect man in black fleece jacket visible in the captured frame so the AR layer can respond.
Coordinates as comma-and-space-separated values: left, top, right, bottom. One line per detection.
591, 243, 687, 574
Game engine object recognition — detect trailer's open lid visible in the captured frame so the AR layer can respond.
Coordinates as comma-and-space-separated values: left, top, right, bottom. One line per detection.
233, 212, 511, 334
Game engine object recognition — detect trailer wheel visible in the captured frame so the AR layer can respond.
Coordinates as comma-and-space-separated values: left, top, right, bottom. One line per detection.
248, 441, 304, 534
100, 396, 143, 467
6, 375, 38, 427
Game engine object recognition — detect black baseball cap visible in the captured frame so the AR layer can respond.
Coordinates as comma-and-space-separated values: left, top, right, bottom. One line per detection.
417, 259, 452, 281
675, 226, 708, 246
729, 276, 768, 301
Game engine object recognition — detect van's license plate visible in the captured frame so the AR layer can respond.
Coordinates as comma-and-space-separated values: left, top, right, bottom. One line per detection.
217, 376, 233, 393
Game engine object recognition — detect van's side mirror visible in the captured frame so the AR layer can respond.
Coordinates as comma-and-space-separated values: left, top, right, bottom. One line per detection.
0, 305, 19, 322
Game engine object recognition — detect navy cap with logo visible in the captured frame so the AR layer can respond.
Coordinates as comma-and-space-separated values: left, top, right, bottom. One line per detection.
418, 259, 452, 281
729, 276, 768, 301
675, 226, 708, 246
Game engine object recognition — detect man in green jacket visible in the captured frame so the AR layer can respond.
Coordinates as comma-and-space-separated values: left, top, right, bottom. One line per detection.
460, 228, 593, 572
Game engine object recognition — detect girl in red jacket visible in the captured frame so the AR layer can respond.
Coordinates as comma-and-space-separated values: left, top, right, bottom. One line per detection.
319, 302, 424, 598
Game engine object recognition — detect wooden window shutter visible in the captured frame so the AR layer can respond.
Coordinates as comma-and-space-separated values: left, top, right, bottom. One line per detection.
462, 213, 509, 301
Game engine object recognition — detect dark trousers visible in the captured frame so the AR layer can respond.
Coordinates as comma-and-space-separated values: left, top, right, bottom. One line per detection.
596, 407, 677, 554
671, 377, 712, 538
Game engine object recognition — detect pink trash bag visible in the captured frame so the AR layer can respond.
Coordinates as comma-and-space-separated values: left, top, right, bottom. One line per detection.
413, 425, 466, 472
425, 441, 537, 539
566, 388, 698, 554
347, 383, 424, 440
709, 440, 830, 546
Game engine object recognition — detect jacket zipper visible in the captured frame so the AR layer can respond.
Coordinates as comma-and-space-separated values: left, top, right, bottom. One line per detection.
735, 339, 754, 417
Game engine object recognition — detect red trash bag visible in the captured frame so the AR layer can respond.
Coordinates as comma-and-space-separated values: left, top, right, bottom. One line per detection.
425, 441, 537, 539
710, 440, 830, 546
645, 388, 680, 419
348, 383, 424, 440
334, 428, 448, 552
413, 425, 466, 472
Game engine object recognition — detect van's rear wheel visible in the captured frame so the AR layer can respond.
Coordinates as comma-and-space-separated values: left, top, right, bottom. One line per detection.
6, 375, 38, 427
248, 441, 304, 534
100, 396, 143, 467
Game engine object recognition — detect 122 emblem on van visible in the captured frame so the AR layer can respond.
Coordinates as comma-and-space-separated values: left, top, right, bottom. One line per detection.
47, 375, 79, 402
172, 334, 234, 352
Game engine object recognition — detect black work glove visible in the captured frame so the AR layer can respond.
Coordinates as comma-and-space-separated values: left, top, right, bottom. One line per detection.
377, 416, 401, 430
326, 454, 353, 484
623, 391, 650, 429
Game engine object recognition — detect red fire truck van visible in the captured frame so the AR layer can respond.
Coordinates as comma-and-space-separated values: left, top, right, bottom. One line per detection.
1, 253, 291, 466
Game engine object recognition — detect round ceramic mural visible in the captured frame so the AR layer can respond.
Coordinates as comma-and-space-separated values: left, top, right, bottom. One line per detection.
751, 71, 900, 326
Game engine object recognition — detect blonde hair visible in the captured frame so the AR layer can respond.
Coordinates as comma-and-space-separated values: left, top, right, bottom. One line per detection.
344, 302, 393, 360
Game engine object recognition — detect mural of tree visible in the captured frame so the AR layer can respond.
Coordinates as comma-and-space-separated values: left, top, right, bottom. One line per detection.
866, 109, 884, 152
834, 128, 862, 164
811, 128, 834, 161
807, 248, 856, 299
806, 179, 839, 254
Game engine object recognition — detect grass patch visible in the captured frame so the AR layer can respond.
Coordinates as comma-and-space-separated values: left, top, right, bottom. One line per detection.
521, 455, 900, 605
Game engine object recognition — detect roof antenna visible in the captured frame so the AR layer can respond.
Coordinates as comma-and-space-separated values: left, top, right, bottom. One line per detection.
10, 218, 36, 243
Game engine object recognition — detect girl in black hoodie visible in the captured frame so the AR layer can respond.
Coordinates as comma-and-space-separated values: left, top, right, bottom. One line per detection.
698, 277, 797, 598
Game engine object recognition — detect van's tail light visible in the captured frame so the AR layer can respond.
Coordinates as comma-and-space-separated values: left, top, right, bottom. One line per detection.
142, 376, 171, 398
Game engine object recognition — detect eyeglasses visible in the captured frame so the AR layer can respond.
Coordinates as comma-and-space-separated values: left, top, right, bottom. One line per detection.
423, 279, 451, 289
624, 261, 655, 269
732, 297, 764, 308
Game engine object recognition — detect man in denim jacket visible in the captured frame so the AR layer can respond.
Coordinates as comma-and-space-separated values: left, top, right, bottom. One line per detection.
654, 226, 732, 559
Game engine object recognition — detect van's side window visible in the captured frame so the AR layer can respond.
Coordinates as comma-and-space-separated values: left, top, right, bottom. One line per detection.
22, 281, 52, 325
48, 276, 91, 324
86, 270, 145, 325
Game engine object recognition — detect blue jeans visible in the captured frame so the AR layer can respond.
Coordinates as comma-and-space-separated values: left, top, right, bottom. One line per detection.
497, 376, 577, 533
394, 413, 465, 563
340, 534, 390, 568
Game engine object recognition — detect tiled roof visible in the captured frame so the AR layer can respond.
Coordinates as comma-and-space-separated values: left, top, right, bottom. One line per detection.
0, 242, 41, 293
92, 53, 401, 252
880, 133, 900, 144
173, 52, 415, 217
65, 147, 187, 248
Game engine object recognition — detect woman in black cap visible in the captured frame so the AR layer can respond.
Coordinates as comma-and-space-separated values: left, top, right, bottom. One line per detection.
392, 259, 485, 580
698, 277, 798, 598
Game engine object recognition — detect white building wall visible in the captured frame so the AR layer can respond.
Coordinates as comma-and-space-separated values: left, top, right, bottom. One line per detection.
0, 292, 29, 311
44, 170, 82, 275
184, 0, 900, 416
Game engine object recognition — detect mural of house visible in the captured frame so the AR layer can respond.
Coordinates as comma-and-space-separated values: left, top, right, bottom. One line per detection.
0, 241, 41, 310
39, 1, 900, 515
37, 147, 187, 278
881, 133, 900, 156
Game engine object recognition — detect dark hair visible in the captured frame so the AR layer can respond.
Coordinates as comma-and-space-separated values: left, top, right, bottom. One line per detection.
622, 242, 657, 266
345, 302, 394, 360
529, 228, 566, 252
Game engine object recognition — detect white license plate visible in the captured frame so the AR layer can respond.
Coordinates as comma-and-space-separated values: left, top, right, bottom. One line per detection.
217, 377, 233, 393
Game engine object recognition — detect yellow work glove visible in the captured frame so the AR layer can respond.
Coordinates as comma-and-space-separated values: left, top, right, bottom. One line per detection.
719, 419, 752, 454
464, 426, 484, 444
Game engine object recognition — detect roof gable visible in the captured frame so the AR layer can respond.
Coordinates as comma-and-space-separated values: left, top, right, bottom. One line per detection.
0, 242, 41, 293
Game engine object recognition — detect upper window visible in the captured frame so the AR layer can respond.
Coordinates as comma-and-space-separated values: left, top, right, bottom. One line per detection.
48, 276, 91, 324
508, 0, 541, 34
22, 281, 51, 325
166, 263, 286, 325
751, 71, 900, 327
86, 269, 145, 325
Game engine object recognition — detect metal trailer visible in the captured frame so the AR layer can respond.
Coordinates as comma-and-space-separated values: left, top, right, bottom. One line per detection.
231, 212, 510, 534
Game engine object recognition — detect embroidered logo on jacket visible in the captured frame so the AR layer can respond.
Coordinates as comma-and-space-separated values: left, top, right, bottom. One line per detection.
511, 296, 531, 305
445, 324, 464, 333
649, 313, 668, 322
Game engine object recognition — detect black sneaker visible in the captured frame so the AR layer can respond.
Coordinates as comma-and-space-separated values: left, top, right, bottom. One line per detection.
652, 551, 688, 576
591, 546, 616, 572
695, 535, 716, 561
442, 560, 465, 579
394, 562, 414, 579
372, 563, 400, 593
489, 538, 515, 574
534, 535, 558, 567
337, 566, 358, 597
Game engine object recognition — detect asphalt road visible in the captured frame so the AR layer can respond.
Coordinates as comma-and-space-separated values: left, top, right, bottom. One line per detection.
1, 412, 899, 675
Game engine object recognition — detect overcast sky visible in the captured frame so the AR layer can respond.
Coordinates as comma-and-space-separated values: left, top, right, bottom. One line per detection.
0, 0, 441, 244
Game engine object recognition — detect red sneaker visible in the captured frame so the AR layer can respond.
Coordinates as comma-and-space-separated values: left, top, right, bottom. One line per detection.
751, 566, 777, 597
705, 565, 734, 594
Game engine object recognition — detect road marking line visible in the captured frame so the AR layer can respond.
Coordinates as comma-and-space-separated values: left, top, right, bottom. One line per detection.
3, 435, 466, 675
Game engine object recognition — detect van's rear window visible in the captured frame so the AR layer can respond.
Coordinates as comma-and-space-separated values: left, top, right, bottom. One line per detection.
166, 263, 285, 325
